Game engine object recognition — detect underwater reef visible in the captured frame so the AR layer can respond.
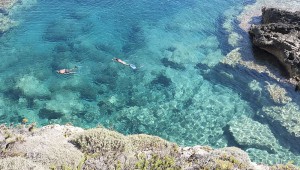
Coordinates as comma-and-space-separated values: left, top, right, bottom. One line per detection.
0, 0, 17, 34
0, 0, 36, 34
0, 0, 18, 13
0, 14, 17, 34
1, 124, 299, 170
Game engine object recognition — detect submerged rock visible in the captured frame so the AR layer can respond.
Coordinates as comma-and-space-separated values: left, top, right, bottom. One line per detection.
45, 91, 84, 115
16, 75, 51, 98
265, 82, 292, 104
262, 103, 300, 136
261, 103, 300, 151
249, 7, 300, 78
0, 15, 17, 34
0, 0, 18, 12
0, 0, 22, 34
228, 115, 280, 153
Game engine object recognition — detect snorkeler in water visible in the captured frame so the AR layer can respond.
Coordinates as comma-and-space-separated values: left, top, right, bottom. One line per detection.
112, 57, 138, 70
113, 58, 130, 66
56, 66, 78, 74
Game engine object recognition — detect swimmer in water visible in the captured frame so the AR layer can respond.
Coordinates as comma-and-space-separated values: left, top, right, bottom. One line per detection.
112, 58, 138, 70
112, 58, 130, 66
56, 66, 78, 74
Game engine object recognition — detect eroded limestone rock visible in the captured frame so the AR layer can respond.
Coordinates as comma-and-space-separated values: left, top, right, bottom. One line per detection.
249, 7, 300, 78
0, 157, 46, 170
1, 124, 299, 169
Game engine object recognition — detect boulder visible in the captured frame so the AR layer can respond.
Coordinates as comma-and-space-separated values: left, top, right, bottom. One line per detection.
249, 7, 300, 78
16, 75, 51, 98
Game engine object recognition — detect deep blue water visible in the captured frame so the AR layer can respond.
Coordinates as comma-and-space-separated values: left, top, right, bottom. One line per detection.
1, 0, 300, 165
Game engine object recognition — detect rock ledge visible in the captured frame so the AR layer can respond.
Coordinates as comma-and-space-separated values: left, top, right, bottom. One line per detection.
0, 124, 299, 170
249, 7, 300, 78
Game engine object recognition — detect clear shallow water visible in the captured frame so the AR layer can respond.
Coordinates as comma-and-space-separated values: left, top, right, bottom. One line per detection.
1, 0, 300, 165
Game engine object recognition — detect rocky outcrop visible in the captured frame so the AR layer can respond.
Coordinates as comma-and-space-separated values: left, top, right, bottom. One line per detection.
0, 124, 85, 169
2, 124, 298, 170
249, 7, 300, 78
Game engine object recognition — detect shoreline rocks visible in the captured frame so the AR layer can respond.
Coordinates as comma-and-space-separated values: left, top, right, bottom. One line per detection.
249, 7, 300, 79
1, 124, 298, 169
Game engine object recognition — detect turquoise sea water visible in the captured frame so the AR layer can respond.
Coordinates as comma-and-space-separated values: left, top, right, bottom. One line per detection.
1, 0, 300, 165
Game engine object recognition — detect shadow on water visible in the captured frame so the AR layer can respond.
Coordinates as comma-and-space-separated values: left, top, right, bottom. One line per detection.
197, 16, 300, 154
193, 7, 300, 154
202, 61, 300, 155
252, 45, 290, 78
196, 62, 270, 111
222, 125, 242, 148
150, 73, 173, 88
161, 58, 186, 71
121, 24, 146, 54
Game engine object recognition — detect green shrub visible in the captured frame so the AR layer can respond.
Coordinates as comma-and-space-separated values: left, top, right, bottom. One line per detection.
135, 153, 181, 170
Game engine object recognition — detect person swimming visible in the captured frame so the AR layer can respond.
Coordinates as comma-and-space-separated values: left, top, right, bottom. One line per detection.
112, 58, 129, 66
56, 66, 78, 74
112, 58, 138, 70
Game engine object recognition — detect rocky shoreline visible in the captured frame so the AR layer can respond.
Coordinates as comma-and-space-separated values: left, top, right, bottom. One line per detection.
1, 124, 298, 170
247, 8, 300, 153
249, 7, 300, 86
195, 6, 300, 166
